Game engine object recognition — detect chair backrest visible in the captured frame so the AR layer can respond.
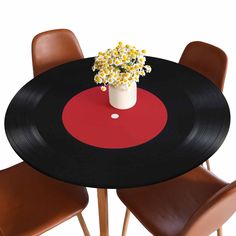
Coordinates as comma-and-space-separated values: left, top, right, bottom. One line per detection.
32, 29, 84, 76
179, 41, 227, 91
182, 181, 236, 236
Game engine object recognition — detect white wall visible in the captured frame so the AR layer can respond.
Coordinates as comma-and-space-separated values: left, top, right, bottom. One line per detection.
0, 1, 235, 235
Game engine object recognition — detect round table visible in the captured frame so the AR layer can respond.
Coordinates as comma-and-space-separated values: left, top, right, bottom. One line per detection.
5, 57, 230, 236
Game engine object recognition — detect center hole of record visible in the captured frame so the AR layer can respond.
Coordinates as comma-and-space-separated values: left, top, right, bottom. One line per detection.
111, 113, 119, 119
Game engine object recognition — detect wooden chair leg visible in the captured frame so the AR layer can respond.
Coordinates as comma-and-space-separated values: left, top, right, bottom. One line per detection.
77, 212, 90, 236
217, 227, 223, 236
206, 159, 211, 171
122, 208, 131, 236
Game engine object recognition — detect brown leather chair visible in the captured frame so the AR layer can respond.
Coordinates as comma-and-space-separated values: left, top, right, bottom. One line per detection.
0, 163, 90, 236
0, 29, 89, 235
117, 167, 236, 236
32, 29, 84, 76
179, 41, 227, 170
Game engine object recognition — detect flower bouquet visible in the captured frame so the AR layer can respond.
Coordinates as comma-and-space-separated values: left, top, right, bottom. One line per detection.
92, 42, 152, 109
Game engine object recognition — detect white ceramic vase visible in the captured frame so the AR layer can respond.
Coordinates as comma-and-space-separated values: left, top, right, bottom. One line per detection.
109, 81, 137, 109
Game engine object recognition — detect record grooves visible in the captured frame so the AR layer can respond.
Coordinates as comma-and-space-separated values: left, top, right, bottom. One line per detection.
5, 57, 230, 188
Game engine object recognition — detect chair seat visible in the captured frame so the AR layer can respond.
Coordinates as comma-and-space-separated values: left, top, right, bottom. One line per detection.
117, 167, 227, 236
0, 162, 88, 236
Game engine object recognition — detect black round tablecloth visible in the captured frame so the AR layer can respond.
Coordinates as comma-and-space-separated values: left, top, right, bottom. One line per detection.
5, 57, 230, 188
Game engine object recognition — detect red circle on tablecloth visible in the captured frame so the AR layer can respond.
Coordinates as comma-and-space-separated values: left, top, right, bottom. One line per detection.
62, 87, 168, 148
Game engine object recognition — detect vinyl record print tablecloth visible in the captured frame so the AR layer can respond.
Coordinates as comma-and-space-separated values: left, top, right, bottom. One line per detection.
5, 57, 230, 188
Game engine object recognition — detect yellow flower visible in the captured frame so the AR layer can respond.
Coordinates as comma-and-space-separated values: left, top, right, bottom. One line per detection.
141, 49, 147, 54
122, 54, 128, 61
130, 53, 136, 59
94, 75, 102, 83
108, 78, 114, 84
104, 62, 109, 67
138, 57, 146, 64
113, 50, 119, 57
101, 86, 107, 92
99, 72, 105, 77
111, 72, 118, 78
124, 72, 130, 78
130, 48, 136, 53
114, 58, 121, 66
140, 70, 145, 76
119, 48, 126, 53
104, 68, 110, 74
145, 65, 152, 73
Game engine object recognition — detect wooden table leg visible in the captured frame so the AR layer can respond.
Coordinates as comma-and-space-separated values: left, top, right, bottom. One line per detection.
97, 188, 109, 236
